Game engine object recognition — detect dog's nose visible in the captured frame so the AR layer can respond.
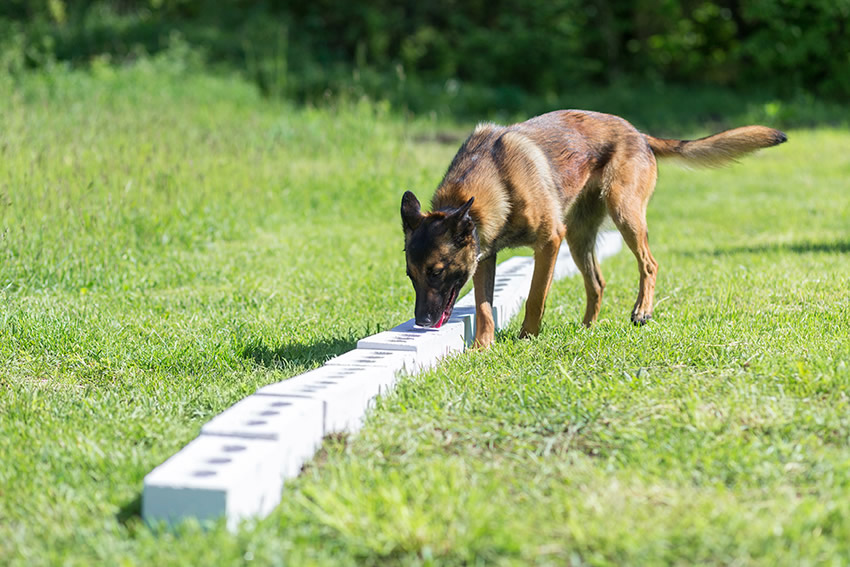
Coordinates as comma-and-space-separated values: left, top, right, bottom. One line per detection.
415, 314, 434, 328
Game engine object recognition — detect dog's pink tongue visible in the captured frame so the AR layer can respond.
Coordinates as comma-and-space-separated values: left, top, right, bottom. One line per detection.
434, 289, 457, 329
434, 310, 449, 329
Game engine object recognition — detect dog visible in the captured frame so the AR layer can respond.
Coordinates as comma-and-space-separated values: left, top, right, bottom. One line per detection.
401, 110, 786, 347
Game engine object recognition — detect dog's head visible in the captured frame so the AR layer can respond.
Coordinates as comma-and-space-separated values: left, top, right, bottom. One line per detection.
401, 191, 478, 328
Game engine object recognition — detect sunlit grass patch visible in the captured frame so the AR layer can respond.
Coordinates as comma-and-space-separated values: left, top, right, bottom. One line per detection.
1, 65, 848, 565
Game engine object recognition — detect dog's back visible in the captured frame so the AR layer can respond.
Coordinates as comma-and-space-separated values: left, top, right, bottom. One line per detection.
433, 110, 785, 239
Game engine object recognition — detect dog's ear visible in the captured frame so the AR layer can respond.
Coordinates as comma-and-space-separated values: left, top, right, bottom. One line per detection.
401, 191, 425, 233
447, 197, 475, 240
455, 197, 474, 219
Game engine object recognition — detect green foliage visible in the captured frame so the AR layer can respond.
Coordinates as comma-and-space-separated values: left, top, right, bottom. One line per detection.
1, 0, 849, 111
739, 0, 850, 98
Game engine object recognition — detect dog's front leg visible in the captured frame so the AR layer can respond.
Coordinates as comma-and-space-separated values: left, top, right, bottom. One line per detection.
473, 254, 497, 348
520, 230, 564, 338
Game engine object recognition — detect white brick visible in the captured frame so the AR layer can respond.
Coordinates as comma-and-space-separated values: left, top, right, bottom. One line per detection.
444, 280, 530, 338
356, 318, 466, 368
143, 435, 283, 530
492, 274, 530, 330
452, 272, 533, 339
141, 231, 625, 531
448, 304, 476, 346
257, 364, 397, 434
596, 230, 623, 260
552, 231, 623, 281
495, 255, 535, 283
450, 238, 623, 332
324, 348, 414, 373
200, 395, 323, 478
492, 232, 622, 324
553, 246, 579, 280
454, 289, 476, 309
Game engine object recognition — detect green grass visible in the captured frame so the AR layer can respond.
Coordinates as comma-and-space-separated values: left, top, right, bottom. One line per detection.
1, 63, 849, 565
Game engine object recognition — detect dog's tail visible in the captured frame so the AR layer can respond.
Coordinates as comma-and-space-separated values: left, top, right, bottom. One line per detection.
645, 126, 787, 167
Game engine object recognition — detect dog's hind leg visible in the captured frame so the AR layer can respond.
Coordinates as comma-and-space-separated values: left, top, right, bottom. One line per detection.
565, 189, 609, 327
604, 157, 659, 325
520, 224, 567, 338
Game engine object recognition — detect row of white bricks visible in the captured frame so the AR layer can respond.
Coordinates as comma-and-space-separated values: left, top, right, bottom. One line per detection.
143, 232, 623, 530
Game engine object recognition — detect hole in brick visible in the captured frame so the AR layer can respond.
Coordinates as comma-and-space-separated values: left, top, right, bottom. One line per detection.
246, 420, 267, 426
222, 445, 247, 453
207, 457, 231, 465
192, 470, 217, 477
259, 410, 280, 416
270, 401, 291, 408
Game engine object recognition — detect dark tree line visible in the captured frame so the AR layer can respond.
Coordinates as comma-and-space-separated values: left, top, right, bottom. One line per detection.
2, 0, 848, 102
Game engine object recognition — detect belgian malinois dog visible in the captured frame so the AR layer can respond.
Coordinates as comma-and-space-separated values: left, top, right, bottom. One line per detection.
401, 110, 786, 347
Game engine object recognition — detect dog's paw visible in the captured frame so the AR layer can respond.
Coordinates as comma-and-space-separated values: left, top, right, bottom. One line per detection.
472, 333, 495, 349
519, 327, 539, 339
631, 313, 652, 326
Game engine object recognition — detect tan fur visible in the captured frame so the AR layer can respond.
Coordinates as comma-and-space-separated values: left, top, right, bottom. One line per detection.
432, 123, 511, 247
645, 125, 787, 167
405, 110, 786, 347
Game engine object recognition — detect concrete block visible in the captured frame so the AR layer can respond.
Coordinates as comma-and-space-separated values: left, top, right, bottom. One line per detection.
495, 255, 535, 284
452, 268, 533, 339
257, 364, 397, 434
448, 304, 476, 346
492, 274, 530, 330
449, 236, 623, 333
200, 394, 323, 478
447, 280, 529, 336
356, 318, 466, 368
454, 289, 476, 309
553, 246, 579, 280
324, 347, 414, 373
552, 231, 623, 281
596, 230, 623, 260
143, 435, 283, 531
141, 231, 626, 531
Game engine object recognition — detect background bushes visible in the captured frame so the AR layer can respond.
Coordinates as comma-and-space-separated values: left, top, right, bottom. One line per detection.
1, 0, 848, 114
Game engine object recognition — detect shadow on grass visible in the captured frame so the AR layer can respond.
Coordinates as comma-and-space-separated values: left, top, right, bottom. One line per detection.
117, 494, 142, 527
239, 336, 358, 369
680, 239, 850, 258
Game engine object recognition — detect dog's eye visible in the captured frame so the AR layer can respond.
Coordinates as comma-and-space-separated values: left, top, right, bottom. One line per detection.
429, 267, 444, 278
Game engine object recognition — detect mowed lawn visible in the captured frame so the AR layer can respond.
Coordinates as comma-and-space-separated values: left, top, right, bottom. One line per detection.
1, 65, 849, 565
